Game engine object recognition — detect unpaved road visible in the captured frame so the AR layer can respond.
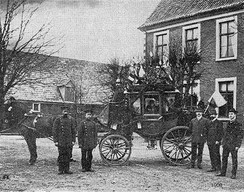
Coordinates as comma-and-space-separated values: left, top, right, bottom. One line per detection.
0, 134, 244, 192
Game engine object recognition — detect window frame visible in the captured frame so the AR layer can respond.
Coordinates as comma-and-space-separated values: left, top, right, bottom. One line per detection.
32, 103, 41, 112
143, 92, 161, 117
215, 77, 237, 120
216, 16, 237, 61
182, 23, 201, 51
153, 30, 169, 66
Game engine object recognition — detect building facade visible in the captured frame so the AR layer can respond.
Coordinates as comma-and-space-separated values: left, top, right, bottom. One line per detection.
139, 0, 244, 122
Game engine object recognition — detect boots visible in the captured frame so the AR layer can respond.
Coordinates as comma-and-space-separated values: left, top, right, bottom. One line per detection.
58, 162, 65, 175
64, 162, 73, 174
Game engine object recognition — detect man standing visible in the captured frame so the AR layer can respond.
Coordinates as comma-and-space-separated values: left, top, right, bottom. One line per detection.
53, 106, 76, 175
217, 108, 243, 179
206, 110, 223, 173
189, 108, 210, 169
78, 109, 98, 172
78, 109, 97, 172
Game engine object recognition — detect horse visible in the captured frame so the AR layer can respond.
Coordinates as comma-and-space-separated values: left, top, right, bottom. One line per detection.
18, 113, 55, 164
1, 99, 56, 165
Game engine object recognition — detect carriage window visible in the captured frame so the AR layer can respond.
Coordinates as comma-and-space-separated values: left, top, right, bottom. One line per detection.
165, 94, 176, 112
144, 95, 160, 114
132, 98, 141, 114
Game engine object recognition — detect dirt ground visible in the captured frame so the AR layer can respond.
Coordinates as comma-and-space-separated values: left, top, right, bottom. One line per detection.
0, 134, 244, 192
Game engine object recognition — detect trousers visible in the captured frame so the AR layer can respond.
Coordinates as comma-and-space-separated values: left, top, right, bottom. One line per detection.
191, 142, 204, 165
81, 149, 93, 170
221, 146, 238, 176
208, 143, 221, 170
58, 146, 71, 173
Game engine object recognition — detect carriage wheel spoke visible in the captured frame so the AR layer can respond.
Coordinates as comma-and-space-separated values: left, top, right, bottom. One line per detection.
103, 143, 112, 148
165, 138, 177, 144
183, 137, 192, 144
182, 148, 191, 157
170, 132, 177, 140
117, 142, 126, 148
101, 148, 111, 153
104, 150, 113, 159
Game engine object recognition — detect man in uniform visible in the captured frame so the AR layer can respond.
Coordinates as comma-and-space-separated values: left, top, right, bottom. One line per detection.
78, 109, 98, 172
189, 108, 210, 169
206, 109, 223, 173
53, 106, 76, 174
217, 108, 243, 179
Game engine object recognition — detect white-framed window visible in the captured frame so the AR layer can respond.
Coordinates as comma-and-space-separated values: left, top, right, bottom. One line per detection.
153, 30, 169, 66
215, 77, 237, 119
216, 16, 237, 61
182, 24, 201, 51
32, 103, 41, 112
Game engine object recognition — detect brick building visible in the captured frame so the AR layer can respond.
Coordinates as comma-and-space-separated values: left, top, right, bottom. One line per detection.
139, 0, 244, 122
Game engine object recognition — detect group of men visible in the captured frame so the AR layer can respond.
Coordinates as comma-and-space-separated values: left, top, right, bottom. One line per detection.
52, 106, 97, 175
189, 107, 244, 179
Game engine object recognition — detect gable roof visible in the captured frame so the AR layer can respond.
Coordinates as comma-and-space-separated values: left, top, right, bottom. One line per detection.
139, 0, 244, 31
8, 56, 109, 104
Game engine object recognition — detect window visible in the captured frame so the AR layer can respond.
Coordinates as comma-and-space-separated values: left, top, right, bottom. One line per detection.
216, 16, 237, 61
58, 81, 75, 102
182, 24, 201, 51
32, 103, 41, 112
130, 94, 141, 115
65, 86, 75, 102
164, 94, 176, 112
144, 94, 160, 115
153, 30, 169, 66
215, 77, 237, 118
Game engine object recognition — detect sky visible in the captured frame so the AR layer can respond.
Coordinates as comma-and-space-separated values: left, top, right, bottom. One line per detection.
2, 0, 161, 63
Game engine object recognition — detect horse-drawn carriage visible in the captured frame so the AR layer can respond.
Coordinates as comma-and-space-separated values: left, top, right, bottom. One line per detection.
98, 83, 193, 166
1, 82, 194, 166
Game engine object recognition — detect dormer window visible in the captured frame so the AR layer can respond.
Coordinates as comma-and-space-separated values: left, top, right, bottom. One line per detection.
57, 80, 75, 102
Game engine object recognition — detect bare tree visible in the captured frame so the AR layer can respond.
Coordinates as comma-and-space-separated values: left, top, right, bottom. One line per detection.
96, 58, 130, 102
163, 37, 202, 108
0, 0, 59, 128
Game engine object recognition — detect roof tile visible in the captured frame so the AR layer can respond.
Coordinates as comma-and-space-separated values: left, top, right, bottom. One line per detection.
139, 0, 244, 30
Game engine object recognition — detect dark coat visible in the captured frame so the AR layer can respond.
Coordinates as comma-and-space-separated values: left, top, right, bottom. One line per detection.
78, 119, 98, 150
207, 119, 223, 145
189, 117, 210, 143
222, 120, 243, 149
53, 115, 76, 147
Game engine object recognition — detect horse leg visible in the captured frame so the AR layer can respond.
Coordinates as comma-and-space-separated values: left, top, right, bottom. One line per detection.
23, 130, 37, 165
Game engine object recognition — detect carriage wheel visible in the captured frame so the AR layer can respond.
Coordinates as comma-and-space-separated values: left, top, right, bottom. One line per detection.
99, 134, 132, 166
160, 126, 192, 166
